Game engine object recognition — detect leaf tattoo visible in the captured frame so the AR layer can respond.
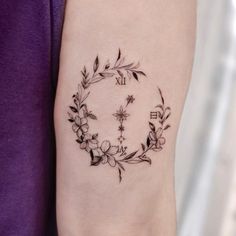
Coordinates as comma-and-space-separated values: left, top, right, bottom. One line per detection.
68, 49, 171, 182
81, 49, 146, 89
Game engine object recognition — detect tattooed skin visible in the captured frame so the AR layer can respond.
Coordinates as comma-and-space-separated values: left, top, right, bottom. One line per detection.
113, 95, 134, 145
68, 49, 171, 182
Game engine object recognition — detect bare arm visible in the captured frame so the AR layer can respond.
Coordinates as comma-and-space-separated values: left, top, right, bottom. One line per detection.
55, 1, 196, 235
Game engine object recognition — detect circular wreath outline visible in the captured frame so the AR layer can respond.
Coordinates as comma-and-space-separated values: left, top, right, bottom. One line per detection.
68, 49, 171, 182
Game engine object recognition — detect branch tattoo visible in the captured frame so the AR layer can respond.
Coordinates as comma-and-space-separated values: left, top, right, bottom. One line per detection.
68, 49, 171, 182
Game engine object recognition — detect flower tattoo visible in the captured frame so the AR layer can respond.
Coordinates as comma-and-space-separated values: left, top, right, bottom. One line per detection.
126, 95, 135, 107
68, 49, 171, 182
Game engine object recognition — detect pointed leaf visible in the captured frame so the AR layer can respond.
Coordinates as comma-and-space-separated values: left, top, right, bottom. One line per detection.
149, 122, 156, 131
76, 139, 82, 144
117, 161, 125, 171
135, 70, 146, 76
123, 150, 138, 160
117, 70, 124, 78
147, 137, 151, 147
117, 57, 125, 66
165, 112, 171, 120
93, 56, 99, 73
99, 72, 115, 77
119, 63, 134, 69
104, 61, 110, 69
87, 113, 97, 120
141, 143, 146, 151
131, 62, 140, 69
158, 87, 164, 105
118, 168, 122, 183
117, 49, 121, 62
70, 106, 78, 113
132, 72, 139, 81
164, 124, 171, 130
155, 105, 164, 110
142, 157, 152, 165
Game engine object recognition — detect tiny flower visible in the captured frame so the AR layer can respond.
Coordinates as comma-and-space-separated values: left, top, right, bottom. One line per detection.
100, 140, 119, 167
126, 95, 135, 106
118, 125, 125, 132
80, 133, 98, 152
148, 128, 166, 149
72, 115, 89, 137
118, 136, 125, 144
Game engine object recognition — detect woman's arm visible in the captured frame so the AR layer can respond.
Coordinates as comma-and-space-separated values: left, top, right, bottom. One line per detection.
55, 1, 196, 235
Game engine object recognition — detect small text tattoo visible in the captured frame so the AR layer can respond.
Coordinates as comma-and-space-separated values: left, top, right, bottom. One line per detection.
150, 111, 158, 120
116, 76, 126, 85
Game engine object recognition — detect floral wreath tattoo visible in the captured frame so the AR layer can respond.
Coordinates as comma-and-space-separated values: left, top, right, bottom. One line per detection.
68, 49, 171, 182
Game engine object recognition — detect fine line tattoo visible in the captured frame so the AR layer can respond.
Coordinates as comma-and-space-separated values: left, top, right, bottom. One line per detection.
81, 49, 146, 89
113, 95, 135, 145
68, 49, 171, 182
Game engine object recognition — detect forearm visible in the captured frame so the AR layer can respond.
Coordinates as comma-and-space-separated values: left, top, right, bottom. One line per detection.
55, 1, 196, 235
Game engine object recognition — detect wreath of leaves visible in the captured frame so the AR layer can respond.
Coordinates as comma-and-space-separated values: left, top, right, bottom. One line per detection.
68, 49, 171, 182
81, 49, 146, 89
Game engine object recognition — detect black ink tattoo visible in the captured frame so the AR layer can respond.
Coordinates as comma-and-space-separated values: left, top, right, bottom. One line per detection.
81, 49, 146, 89
126, 95, 135, 107
113, 95, 134, 145
68, 49, 171, 182
150, 111, 158, 119
116, 76, 126, 85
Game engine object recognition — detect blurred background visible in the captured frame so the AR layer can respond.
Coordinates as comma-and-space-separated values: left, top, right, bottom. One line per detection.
175, 0, 236, 236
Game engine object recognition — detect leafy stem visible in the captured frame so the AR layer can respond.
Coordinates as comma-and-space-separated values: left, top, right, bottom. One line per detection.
81, 49, 146, 89
137, 144, 154, 159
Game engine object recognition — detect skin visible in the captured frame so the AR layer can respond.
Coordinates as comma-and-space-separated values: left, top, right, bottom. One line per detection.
54, 0, 196, 235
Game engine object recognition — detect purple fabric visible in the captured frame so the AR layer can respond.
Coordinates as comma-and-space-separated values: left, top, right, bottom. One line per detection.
0, 1, 64, 235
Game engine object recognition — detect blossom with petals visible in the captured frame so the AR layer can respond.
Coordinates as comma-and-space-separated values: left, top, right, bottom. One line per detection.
72, 115, 89, 137
80, 133, 98, 152
126, 95, 135, 106
148, 128, 166, 149
99, 140, 119, 167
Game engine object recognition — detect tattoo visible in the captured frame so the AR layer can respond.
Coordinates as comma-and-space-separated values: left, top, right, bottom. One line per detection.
68, 49, 171, 182
81, 49, 145, 89
113, 95, 134, 145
